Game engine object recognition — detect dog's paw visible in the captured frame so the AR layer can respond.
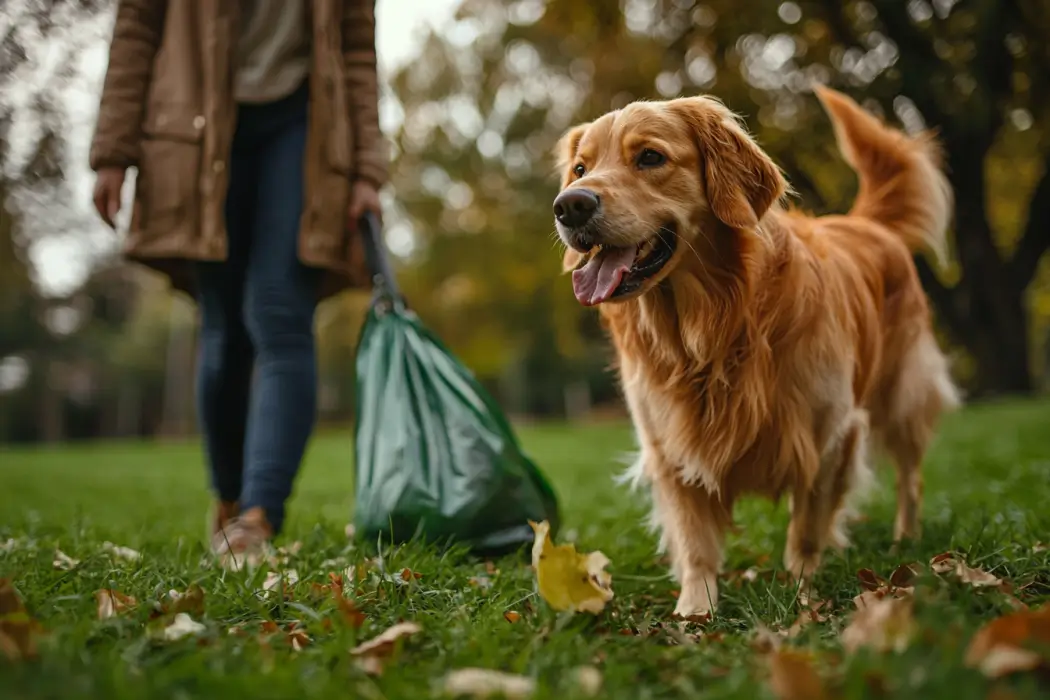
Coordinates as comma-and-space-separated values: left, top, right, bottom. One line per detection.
783, 546, 822, 583
673, 574, 718, 620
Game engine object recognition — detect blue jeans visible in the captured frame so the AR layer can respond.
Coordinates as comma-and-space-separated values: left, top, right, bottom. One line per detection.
194, 82, 319, 534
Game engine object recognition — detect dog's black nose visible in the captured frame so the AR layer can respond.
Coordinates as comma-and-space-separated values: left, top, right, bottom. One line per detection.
554, 188, 599, 228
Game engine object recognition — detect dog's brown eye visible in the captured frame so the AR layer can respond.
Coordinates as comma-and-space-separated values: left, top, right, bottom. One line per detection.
573, 164, 586, 177
637, 149, 666, 168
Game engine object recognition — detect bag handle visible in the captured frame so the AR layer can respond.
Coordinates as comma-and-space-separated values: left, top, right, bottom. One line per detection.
359, 212, 405, 311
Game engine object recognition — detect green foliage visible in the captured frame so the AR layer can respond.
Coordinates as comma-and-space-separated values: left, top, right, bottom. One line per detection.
388, 0, 1050, 397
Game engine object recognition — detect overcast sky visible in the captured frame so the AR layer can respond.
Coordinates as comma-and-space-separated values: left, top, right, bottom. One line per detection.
28, 0, 461, 296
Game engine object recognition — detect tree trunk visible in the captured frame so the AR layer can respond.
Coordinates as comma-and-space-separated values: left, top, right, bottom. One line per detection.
956, 282, 1033, 397
929, 143, 1036, 397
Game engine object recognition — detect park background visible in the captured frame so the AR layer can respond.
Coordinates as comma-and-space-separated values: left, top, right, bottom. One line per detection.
2, 0, 1049, 444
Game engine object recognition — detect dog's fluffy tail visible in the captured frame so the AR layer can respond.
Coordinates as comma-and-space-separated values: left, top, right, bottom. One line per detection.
814, 85, 953, 264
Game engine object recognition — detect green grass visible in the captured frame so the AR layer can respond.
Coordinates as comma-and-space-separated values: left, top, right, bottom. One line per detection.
2, 399, 1050, 699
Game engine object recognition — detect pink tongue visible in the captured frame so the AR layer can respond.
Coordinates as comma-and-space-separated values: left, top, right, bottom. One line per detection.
571, 246, 636, 306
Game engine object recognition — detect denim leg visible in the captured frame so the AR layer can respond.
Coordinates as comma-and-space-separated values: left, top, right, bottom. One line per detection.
194, 140, 256, 503
238, 89, 320, 534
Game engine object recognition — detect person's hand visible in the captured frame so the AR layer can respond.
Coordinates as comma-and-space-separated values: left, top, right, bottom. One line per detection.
93, 167, 126, 228
347, 179, 382, 231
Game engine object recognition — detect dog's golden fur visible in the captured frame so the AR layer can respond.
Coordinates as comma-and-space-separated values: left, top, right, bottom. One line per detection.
553, 86, 959, 618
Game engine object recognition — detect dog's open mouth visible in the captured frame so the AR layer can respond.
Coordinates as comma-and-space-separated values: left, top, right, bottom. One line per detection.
571, 227, 677, 306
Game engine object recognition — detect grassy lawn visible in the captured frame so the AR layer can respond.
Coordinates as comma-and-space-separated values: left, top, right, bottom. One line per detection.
2, 399, 1049, 699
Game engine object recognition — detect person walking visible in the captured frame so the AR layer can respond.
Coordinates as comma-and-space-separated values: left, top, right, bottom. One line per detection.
89, 1, 387, 568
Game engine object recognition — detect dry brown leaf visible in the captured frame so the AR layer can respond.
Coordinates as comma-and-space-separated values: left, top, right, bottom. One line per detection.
101, 542, 142, 562
930, 553, 1002, 588
751, 624, 783, 654
0, 579, 39, 662
53, 549, 79, 571
841, 596, 916, 655
161, 613, 206, 642
334, 596, 367, 628
468, 575, 492, 590
857, 568, 886, 592
1033, 543, 1048, 554
782, 604, 829, 638
287, 623, 310, 652
573, 666, 603, 697
398, 567, 423, 583
350, 621, 421, 675
503, 611, 521, 624
964, 605, 1050, 678
767, 649, 828, 700
96, 589, 137, 620
889, 563, 920, 589
441, 668, 535, 699
147, 585, 207, 623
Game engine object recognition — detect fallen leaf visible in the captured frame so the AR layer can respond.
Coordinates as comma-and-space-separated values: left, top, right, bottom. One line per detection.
782, 603, 829, 638
857, 568, 886, 592
320, 557, 348, 569
766, 649, 828, 700
0, 538, 34, 554
930, 553, 1002, 588
1033, 543, 1048, 554
0, 579, 40, 661
345, 523, 356, 539
96, 589, 137, 620
165, 584, 206, 617
469, 575, 492, 590
53, 549, 79, 570
529, 520, 613, 614
350, 621, 421, 675
841, 596, 916, 655
889, 563, 920, 589
573, 666, 603, 697
441, 668, 535, 699
964, 605, 1050, 678
101, 542, 142, 562
162, 613, 206, 642
398, 567, 423, 582
288, 626, 310, 652
751, 624, 783, 654
503, 611, 521, 624
261, 569, 299, 597
484, 561, 499, 575
334, 596, 367, 628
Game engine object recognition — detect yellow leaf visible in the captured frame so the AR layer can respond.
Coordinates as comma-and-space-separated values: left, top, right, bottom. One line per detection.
529, 520, 613, 614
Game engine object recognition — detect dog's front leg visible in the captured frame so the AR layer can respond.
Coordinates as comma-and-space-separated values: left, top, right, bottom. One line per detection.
649, 463, 727, 619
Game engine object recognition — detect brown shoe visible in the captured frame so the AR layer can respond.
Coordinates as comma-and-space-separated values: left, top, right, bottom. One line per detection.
207, 500, 241, 540
211, 507, 274, 571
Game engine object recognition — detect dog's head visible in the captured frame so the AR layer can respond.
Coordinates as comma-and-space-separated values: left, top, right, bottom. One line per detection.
553, 96, 787, 306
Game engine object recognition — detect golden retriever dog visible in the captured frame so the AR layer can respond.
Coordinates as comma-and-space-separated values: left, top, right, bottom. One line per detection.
552, 86, 960, 618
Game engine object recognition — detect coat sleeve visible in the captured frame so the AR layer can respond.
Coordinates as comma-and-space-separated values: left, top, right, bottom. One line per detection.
342, 0, 389, 187
88, 0, 166, 171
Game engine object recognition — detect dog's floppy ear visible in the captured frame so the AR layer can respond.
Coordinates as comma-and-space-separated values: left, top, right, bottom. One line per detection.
554, 122, 590, 187
670, 97, 787, 229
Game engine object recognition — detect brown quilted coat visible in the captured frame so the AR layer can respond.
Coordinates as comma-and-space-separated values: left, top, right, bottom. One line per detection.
89, 0, 388, 300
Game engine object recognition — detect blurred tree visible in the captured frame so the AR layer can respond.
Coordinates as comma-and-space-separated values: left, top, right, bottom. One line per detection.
389, 0, 1049, 398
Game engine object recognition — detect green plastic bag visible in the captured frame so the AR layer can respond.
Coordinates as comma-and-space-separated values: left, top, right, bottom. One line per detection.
352, 214, 560, 556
